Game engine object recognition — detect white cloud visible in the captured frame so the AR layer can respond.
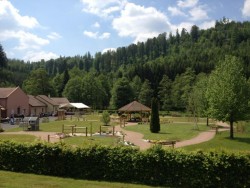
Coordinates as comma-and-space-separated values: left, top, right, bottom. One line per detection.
83, 31, 110, 39
102, 48, 116, 54
0, 1, 39, 29
0, 30, 49, 50
199, 20, 215, 30
47, 32, 62, 40
93, 22, 100, 28
189, 6, 208, 21
83, 31, 98, 39
168, 6, 187, 17
99, 32, 111, 39
80, 0, 126, 17
177, 0, 199, 8
242, 0, 250, 17
171, 22, 194, 33
0, 1, 60, 62
23, 51, 59, 62
112, 3, 171, 42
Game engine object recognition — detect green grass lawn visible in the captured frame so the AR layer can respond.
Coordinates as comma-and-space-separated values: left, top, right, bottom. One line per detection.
0, 134, 37, 142
182, 130, 250, 152
63, 135, 120, 147
6, 116, 118, 134
124, 122, 210, 141
0, 170, 153, 188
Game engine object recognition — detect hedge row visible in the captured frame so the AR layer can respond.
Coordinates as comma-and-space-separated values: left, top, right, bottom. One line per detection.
0, 141, 249, 187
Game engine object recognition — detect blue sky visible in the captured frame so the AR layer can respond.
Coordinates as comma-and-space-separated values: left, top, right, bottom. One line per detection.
0, 0, 250, 62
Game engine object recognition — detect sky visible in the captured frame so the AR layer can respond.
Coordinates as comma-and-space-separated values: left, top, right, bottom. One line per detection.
1, 0, 250, 62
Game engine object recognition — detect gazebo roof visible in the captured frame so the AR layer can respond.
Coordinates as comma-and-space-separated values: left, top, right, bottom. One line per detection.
118, 101, 151, 112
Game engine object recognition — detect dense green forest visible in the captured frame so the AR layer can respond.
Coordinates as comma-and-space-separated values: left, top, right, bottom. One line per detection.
1, 19, 250, 112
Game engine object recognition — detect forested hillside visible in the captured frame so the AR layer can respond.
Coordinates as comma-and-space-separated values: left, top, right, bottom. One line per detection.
1, 19, 250, 111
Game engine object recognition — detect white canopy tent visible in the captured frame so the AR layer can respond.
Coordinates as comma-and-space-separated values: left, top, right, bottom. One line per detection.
59, 103, 90, 109
70, 103, 90, 109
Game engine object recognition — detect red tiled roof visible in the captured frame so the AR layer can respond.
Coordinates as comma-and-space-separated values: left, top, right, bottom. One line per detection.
28, 95, 46, 107
0, 87, 18, 98
36, 95, 58, 106
51, 97, 70, 105
118, 101, 151, 112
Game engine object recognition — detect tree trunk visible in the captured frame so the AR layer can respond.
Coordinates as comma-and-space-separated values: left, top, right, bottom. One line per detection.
206, 116, 209, 126
230, 120, 234, 139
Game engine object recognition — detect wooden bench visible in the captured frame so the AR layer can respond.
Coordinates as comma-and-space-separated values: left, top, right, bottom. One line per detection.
210, 125, 220, 134
159, 140, 176, 148
149, 140, 176, 148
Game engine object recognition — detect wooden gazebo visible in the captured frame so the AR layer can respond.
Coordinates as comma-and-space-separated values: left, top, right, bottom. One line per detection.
118, 101, 151, 123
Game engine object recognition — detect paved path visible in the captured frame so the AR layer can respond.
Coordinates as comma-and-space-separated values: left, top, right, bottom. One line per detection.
0, 121, 230, 150
115, 121, 229, 150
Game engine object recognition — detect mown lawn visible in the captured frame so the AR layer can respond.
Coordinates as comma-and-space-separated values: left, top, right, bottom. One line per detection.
5, 115, 118, 134
0, 170, 153, 188
182, 129, 250, 152
0, 134, 37, 142
124, 121, 210, 141
63, 135, 120, 147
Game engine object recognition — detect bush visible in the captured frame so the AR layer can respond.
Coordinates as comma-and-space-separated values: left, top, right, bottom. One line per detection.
0, 141, 249, 187
100, 111, 110, 125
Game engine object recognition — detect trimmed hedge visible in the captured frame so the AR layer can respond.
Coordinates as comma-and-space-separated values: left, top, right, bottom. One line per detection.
0, 141, 249, 187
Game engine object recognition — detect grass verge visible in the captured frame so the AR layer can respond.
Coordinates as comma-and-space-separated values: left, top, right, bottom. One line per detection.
0, 170, 153, 188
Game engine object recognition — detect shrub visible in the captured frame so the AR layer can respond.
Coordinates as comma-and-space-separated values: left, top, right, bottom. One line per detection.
0, 141, 249, 187
150, 98, 160, 133
100, 111, 110, 126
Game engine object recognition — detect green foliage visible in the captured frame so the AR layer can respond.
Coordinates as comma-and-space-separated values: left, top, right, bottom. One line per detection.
158, 75, 172, 111
63, 76, 83, 102
138, 79, 153, 107
0, 44, 7, 68
110, 77, 134, 109
3, 20, 250, 113
100, 111, 111, 125
22, 68, 55, 96
150, 98, 160, 133
206, 55, 250, 138
0, 141, 249, 187
171, 68, 196, 110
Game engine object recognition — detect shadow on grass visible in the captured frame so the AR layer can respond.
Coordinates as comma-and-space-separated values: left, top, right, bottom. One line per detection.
225, 136, 250, 144
157, 132, 172, 135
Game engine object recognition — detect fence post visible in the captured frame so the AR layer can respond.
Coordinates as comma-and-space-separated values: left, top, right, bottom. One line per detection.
90, 123, 92, 136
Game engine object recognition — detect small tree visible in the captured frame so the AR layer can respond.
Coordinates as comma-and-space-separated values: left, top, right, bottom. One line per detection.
150, 97, 160, 133
100, 111, 110, 126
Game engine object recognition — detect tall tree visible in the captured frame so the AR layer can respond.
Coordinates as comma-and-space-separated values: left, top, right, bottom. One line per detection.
130, 76, 142, 100
63, 76, 83, 102
171, 68, 196, 110
206, 56, 250, 139
110, 77, 134, 109
138, 79, 153, 107
150, 97, 160, 133
192, 73, 210, 126
0, 44, 7, 68
58, 69, 70, 97
22, 68, 55, 96
158, 75, 172, 111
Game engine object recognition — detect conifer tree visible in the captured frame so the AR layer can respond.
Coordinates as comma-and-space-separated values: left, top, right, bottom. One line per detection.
150, 97, 160, 133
